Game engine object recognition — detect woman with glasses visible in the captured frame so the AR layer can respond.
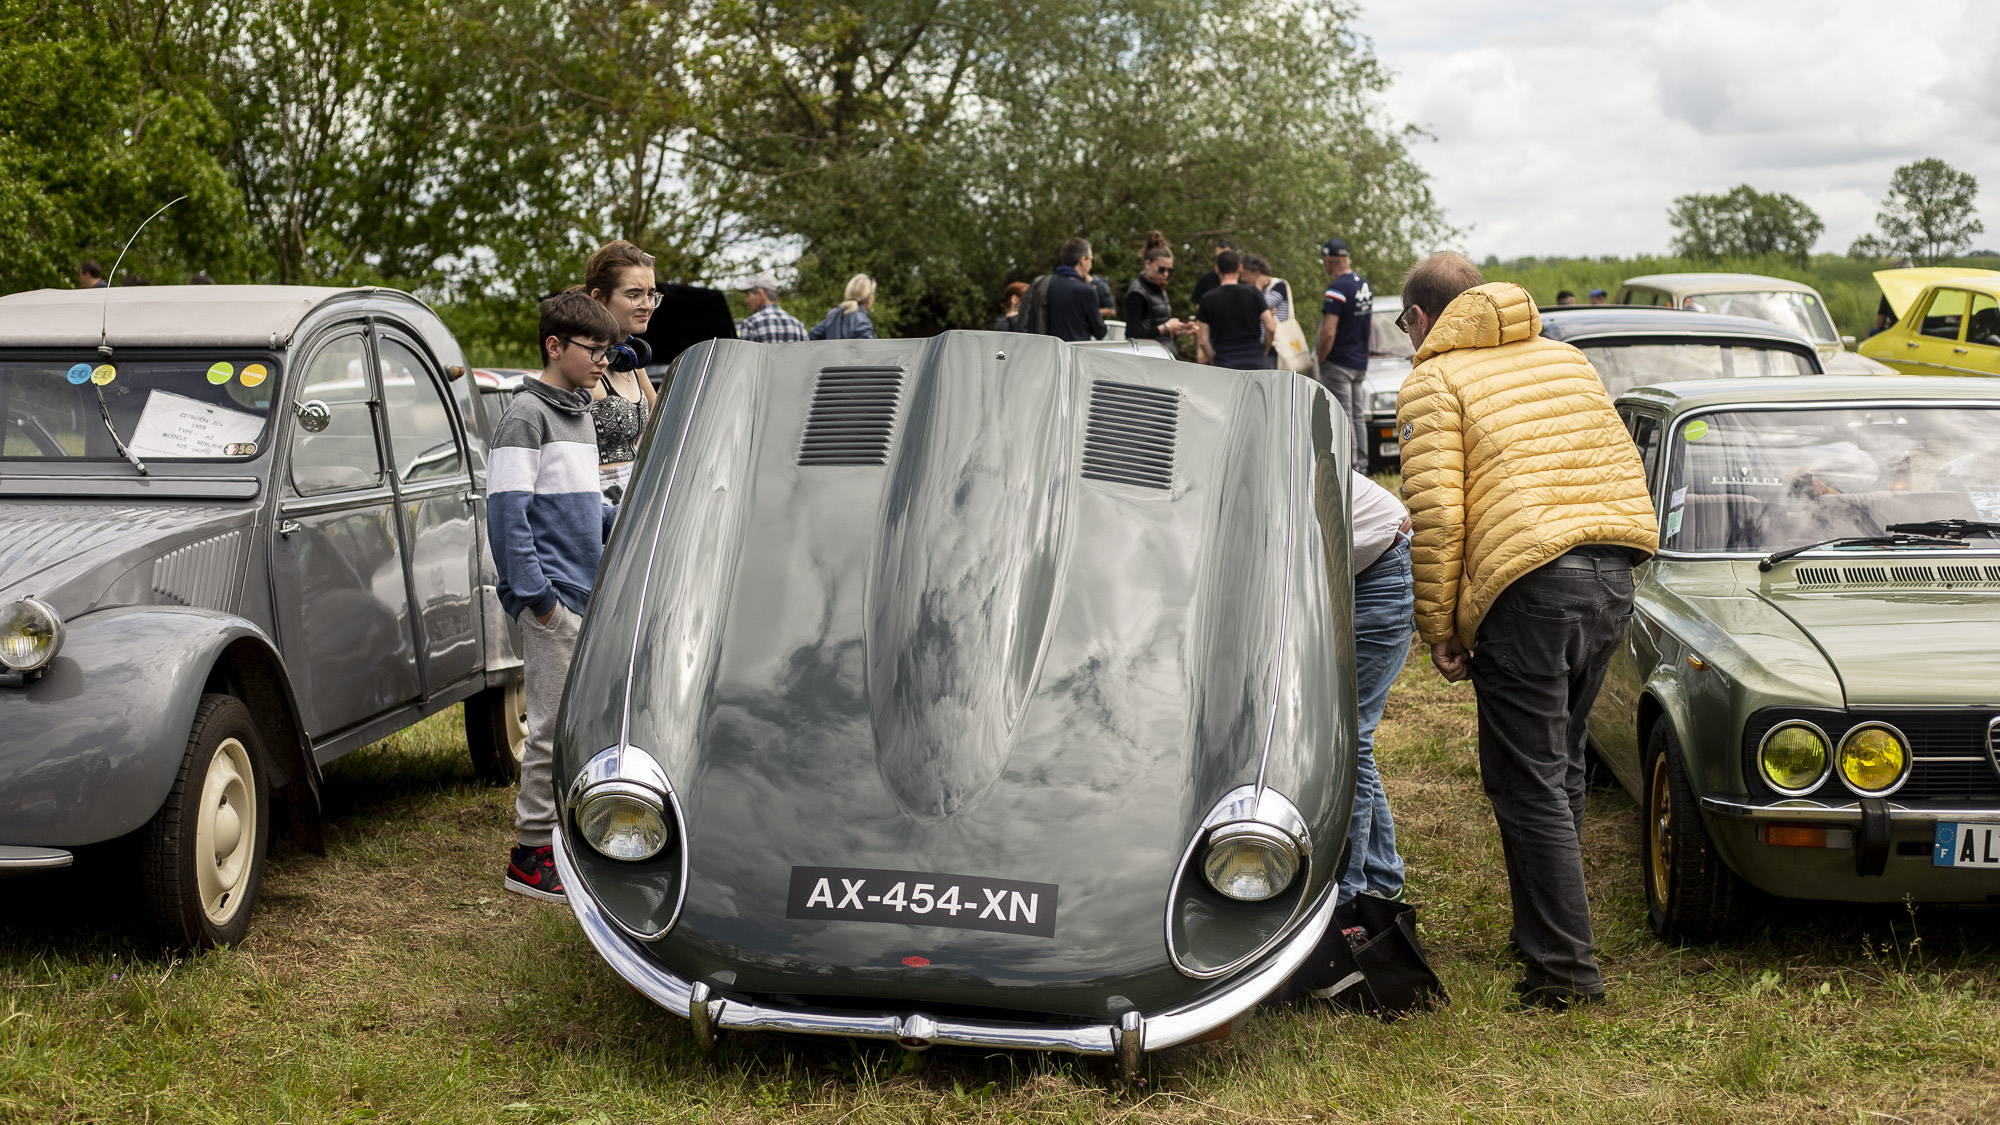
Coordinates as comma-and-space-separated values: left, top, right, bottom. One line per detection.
582, 240, 661, 504
1123, 230, 1192, 349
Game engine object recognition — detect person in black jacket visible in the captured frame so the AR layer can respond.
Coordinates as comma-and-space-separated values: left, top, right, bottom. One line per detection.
1044, 237, 1106, 342
1124, 229, 1192, 347
1189, 238, 1237, 307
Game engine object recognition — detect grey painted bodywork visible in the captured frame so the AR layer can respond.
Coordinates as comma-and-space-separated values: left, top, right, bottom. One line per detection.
0, 285, 518, 851
554, 332, 1358, 1034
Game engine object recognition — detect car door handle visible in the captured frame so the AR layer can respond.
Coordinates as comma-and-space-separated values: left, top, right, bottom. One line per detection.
1905, 341, 1920, 348
277, 519, 301, 537
1953, 347, 1969, 354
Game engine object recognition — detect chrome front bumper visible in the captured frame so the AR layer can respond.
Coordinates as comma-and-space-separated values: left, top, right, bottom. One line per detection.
0, 846, 72, 877
1701, 798, 2000, 824
552, 832, 1338, 1058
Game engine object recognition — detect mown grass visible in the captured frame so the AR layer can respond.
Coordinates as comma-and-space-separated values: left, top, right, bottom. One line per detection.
6, 657, 2000, 1123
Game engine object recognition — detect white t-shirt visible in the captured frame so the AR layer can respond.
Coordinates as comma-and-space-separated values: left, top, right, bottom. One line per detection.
1350, 472, 1408, 574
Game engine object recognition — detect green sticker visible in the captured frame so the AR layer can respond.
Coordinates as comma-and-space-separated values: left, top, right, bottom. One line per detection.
207, 361, 234, 385
1683, 419, 1709, 442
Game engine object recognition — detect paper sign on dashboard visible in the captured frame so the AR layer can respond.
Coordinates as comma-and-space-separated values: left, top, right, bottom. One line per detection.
127, 390, 266, 458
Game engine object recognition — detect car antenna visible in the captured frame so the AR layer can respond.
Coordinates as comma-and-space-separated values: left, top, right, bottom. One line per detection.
97, 195, 186, 358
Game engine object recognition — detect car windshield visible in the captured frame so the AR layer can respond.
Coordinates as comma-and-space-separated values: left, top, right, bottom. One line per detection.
2, 355, 279, 463
1681, 290, 1837, 344
1578, 342, 1815, 397
1370, 307, 1414, 358
1663, 406, 2000, 553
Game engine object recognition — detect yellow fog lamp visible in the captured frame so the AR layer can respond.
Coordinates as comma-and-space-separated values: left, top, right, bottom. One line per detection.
0, 597, 64, 674
1837, 724, 1909, 796
1758, 721, 1830, 795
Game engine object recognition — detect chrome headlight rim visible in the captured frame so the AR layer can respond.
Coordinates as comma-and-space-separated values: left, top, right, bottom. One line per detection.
0, 596, 64, 673
1835, 721, 1911, 798
1757, 719, 1832, 796
1201, 819, 1303, 902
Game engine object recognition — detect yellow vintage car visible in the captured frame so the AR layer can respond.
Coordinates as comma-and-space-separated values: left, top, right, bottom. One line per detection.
1858, 268, 2000, 377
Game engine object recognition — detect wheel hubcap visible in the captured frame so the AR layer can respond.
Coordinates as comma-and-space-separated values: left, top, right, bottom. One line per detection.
196, 737, 257, 925
1648, 753, 1671, 909
505, 680, 527, 766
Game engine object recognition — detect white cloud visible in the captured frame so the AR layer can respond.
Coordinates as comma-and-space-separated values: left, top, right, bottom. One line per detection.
1354, 0, 2000, 258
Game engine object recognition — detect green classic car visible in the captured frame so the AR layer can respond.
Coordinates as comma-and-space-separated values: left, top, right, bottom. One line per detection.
1589, 376, 2000, 941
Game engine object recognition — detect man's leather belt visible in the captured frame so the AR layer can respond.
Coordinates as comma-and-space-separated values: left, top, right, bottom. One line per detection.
1542, 547, 1639, 571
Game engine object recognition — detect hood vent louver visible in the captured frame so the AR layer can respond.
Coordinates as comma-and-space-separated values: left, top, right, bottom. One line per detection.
1787, 562, 2000, 589
1082, 380, 1179, 490
798, 366, 904, 466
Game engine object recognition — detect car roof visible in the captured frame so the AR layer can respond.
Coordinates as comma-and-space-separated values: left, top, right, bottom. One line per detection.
1618, 374, 2000, 414
1619, 272, 1818, 295
0, 284, 435, 349
1539, 306, 1815, 347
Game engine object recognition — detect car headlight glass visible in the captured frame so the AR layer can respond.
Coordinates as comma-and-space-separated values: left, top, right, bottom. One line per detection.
1838, 725, 1908, 795
0, 597, 63, 672
1201, 822, 1300, 902
1369, 391, 1398, 414
1759, 722, 1829, 794
575, 786, 669, 860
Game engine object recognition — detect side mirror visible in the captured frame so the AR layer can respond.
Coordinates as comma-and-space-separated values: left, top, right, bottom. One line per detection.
1840, 335, 1856, 349
296, 399, 331, 433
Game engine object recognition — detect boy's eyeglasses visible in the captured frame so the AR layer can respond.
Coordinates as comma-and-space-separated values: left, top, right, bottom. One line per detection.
1395, 306, 1421, 334
564, 338, 614, 363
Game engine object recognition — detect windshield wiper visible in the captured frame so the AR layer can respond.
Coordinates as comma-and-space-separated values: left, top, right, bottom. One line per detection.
94, 386, 147, 476
1885, 519, 2000, 540
1759, 532, 1962, 572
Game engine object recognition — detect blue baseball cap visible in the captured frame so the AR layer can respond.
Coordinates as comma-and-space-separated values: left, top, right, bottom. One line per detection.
1319, 237, 1350, 257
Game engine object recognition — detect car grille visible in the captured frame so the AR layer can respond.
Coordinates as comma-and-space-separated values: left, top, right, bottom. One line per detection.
1744, 708, 2000, 801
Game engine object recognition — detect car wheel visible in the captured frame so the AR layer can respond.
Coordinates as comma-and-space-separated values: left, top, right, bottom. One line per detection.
466, 677, 527, 785
1640, 720, 1749, 943
141, 694, 270, 949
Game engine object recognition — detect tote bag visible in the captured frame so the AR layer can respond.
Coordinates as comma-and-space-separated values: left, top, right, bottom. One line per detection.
1269, 279, 1316, 374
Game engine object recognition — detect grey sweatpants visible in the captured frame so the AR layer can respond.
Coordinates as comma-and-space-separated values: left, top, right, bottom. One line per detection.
516, 602, 580, 847
1319, 361, 1369, 472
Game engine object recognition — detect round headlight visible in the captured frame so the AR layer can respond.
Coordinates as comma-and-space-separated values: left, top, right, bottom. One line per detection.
0, 597, 63, 672
575, 786, 669, 860
1837, 724, 1909, 796
1759, 721, 1830, 794
1201, 822, 1300, 902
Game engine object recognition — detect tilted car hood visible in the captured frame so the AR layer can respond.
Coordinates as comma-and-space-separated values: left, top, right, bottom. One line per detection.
1757, 575, 2000, 707
556, 332, 1354, 1019
0, 500, 255, 620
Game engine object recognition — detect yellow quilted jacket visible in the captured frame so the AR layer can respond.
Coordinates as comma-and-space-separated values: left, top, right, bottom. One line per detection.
1396, 282, 1658, 648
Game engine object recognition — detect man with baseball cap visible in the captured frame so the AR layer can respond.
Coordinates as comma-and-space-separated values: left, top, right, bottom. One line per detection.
739, 272, 808, 343
1315, 237, 1374, 472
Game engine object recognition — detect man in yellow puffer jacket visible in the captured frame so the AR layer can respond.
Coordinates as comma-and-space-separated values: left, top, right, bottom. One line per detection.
1394, 253, 1657, 1009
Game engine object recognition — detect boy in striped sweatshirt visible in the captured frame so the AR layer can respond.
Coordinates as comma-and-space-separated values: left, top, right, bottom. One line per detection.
490, 292, 620, 902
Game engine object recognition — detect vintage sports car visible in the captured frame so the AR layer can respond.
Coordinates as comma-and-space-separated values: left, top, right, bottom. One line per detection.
550, 332, 1359, 1077
1857, 267, 2000, 379
0, 285, 526, 946
1587, 375, 2000, 941
1615, 272, 1894, 375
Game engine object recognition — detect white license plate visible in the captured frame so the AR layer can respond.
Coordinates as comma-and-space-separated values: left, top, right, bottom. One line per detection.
1377, 442, 1400, 457
1933, 822, 2000, 868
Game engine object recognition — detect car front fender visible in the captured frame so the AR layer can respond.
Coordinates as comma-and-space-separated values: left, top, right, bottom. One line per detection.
0, 606, 305, 847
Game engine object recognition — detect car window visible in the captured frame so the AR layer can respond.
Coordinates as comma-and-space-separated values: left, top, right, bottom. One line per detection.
1368, 307, 1414, 358
290, 335, 384, 495
1965, 293, 1999, 350
1576, 343, 1816, 397
1920, 289, 1970, 340
2, 355, 277, 462
1627, 413, 1662, 491
378, 337, 463, 483
1682, 290, 1837, 343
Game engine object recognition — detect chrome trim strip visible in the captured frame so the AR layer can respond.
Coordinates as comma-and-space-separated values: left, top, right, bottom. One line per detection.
0, 845, 73, 872
563, 744, 690, 942
1835, 721, 1913, 798
1756, 720, 1833, 797
1700, 797, 2000, 824
1254, 377, 1302, 796
553, 832, 1339, 1057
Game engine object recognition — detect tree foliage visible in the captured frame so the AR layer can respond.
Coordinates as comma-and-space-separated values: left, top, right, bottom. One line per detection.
1666, 184, 1823, 265
1848, 158, 1983, 265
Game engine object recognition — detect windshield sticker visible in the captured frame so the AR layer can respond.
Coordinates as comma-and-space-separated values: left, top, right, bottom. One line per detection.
206, 361, 234, 385
1665, 507, 1683, 541
223, 442, 257, 457
240, 363, 268, 388
1671, 487, 1687, 507
90, 364, 116, 386
1970, 491, 2000, 521
1683, 419, 1709, 442
127, 389, 265, 459
66, 363, 92, 385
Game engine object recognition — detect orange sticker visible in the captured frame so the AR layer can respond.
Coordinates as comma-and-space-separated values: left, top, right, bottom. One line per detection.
239, 363, 268, 387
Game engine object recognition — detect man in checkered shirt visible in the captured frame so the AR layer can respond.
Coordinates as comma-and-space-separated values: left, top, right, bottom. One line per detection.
738, 273, 808, 343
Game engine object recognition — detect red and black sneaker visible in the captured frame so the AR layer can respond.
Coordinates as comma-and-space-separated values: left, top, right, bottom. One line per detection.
504, 844, 566, 903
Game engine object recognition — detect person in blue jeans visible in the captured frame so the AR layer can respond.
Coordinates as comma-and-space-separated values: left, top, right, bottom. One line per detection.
1343, 471, 1415, 904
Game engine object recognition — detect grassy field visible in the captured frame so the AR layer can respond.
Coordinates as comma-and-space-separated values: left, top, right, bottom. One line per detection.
6, 653, 2000, 1123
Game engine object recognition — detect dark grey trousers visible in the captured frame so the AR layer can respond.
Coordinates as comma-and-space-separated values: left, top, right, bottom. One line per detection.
1469, 550, 1635, 997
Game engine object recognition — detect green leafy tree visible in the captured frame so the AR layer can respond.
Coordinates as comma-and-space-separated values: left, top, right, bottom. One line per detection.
1848, 158, 1983, 265
1667, 184, 1824, 265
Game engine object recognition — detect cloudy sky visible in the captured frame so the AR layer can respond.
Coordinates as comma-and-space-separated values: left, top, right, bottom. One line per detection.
1352, 0, 2000, 260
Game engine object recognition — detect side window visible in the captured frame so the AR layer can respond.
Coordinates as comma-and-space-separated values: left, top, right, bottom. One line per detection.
378, 338, 464, 483
1628, 412, 1662, 489
1965, 293, 1999, 349
290, 334, 384, 495
1920, 289, 1970, 340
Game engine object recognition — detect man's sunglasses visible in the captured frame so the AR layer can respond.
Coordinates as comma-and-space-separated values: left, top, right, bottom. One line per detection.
1395, 306, 1421, 334
564, 338, 614, 363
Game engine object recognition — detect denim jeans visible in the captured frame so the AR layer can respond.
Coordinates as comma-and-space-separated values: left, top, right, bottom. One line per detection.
1469, 550, 1635, 998
1342, 539, 1414, 904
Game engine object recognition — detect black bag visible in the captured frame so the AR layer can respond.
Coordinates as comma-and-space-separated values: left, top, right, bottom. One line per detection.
1284, 894, 1446, 1020
1014, 274, 1054, 336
